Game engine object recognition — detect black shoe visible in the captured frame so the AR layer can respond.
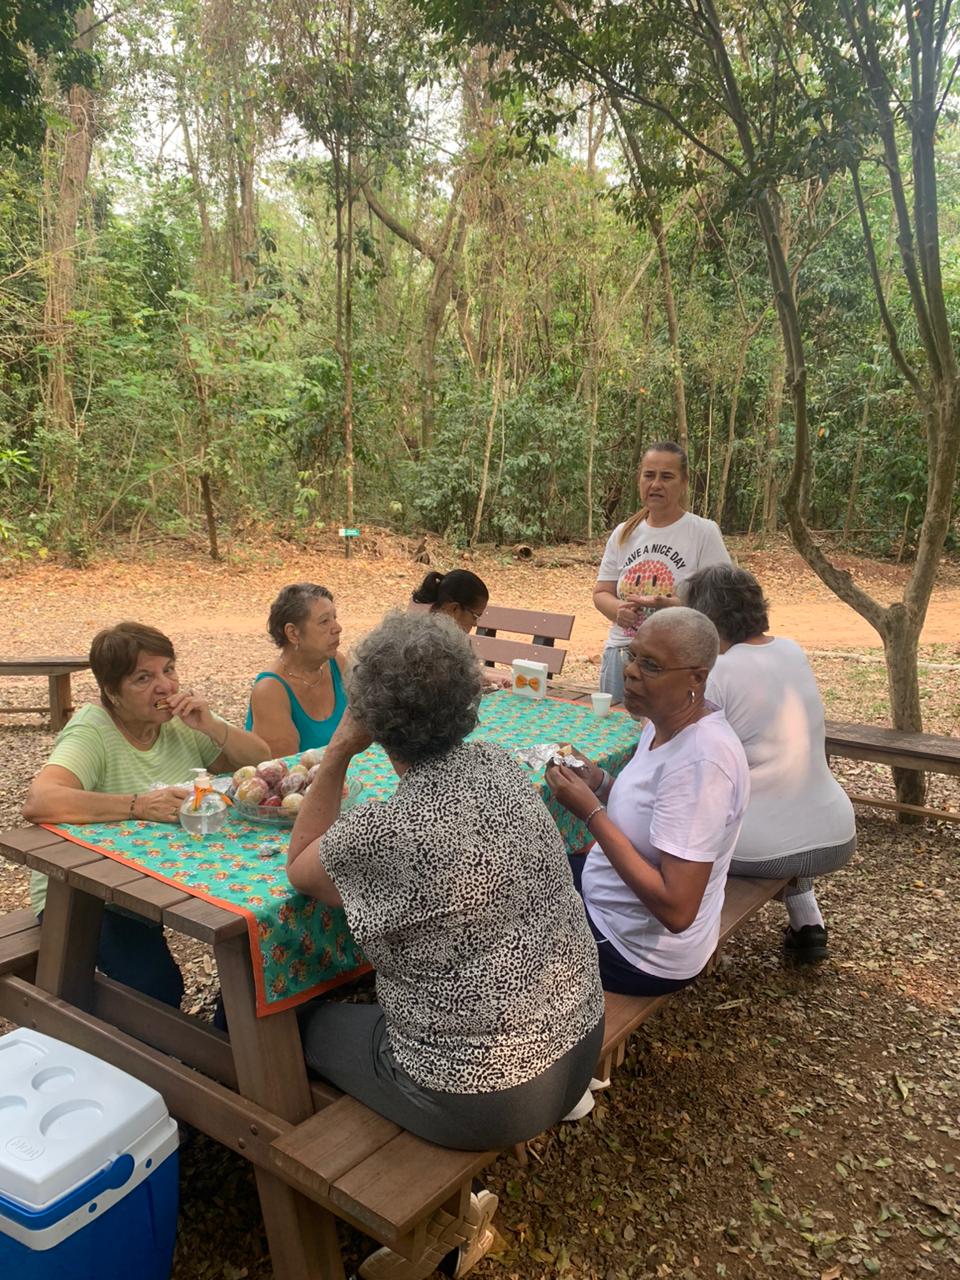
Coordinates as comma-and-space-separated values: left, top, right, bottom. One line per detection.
784, 924, 828, 965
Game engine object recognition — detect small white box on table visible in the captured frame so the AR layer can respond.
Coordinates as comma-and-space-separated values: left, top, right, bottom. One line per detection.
511, 658, 548, 699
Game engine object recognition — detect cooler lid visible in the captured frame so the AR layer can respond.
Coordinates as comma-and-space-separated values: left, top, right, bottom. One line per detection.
0, 1028, 169, 1210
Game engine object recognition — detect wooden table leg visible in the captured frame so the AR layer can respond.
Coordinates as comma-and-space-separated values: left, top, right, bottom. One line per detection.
35, 877, 103, 1008
48, 672, 73, 731
217, 933, 346, 1280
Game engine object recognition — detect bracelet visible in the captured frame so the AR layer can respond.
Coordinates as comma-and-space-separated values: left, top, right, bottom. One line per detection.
590, 769, 610, 796
129, 793, 139, 819
583, 803, 605, 830
214, 720, 229, 750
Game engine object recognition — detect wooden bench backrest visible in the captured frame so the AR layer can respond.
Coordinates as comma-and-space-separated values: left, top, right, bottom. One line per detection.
473, 605, 573, 677
473, 605, 574, 642
409, 602, 574, 676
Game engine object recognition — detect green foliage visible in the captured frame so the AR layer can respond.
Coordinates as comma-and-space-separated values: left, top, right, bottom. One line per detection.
0, 0, 956, 565
0, 0, 95, 149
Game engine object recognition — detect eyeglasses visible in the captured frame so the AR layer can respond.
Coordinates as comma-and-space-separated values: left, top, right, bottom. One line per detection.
463, 605, 485, 622
618, 649, 700, 677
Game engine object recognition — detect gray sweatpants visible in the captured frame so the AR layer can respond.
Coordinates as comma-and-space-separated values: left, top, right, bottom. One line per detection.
300, 1002, 604, 1150
729, 834, 857, 896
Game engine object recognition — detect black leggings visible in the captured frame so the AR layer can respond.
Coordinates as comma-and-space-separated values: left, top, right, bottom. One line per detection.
568, 855, 697, 998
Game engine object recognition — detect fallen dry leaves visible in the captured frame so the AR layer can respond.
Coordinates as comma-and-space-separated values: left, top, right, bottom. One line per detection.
0, 534, 958, 1280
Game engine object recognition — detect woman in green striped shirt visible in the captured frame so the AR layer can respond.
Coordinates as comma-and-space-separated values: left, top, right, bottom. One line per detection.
22, 621, 269, 1009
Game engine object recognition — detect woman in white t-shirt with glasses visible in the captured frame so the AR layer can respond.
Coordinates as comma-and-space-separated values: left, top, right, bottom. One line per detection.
681, 564, 856, 965
547, 608, 749, 996
593, 441, 730, 704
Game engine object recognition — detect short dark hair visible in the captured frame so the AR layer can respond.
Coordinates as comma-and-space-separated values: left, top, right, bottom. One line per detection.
267, 583, 333, 648
90, 622, 175, 706
680, 565, 770, 646
411, 569, 489, 614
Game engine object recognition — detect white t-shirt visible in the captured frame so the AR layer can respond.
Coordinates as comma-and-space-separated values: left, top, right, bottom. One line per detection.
580, 709, 749, 980
597, 511, 730, 646
706, 637, 856, 860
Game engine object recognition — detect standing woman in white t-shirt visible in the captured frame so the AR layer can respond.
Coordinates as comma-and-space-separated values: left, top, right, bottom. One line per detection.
680, 565, 856, 965
593, 441, 731, 703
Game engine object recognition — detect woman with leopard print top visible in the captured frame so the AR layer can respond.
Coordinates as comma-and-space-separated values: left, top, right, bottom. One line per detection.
287, 609, 604, 1152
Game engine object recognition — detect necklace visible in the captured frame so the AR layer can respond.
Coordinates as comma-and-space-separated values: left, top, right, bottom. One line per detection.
281, 660, 329, 690
111, 713, 159, 749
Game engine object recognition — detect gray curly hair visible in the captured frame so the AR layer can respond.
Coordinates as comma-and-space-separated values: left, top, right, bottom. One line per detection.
347, 611, 483, 764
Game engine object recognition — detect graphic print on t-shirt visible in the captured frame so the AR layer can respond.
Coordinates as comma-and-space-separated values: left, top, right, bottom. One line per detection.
618, 556, 678, 636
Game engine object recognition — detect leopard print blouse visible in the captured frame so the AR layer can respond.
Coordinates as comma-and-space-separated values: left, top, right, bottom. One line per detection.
319, 740, 604, 1093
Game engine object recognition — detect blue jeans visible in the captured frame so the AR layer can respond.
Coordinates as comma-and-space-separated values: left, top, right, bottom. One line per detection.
568, 855, 696, 998
599, 646, 626, 704
38, 905, 184, 1009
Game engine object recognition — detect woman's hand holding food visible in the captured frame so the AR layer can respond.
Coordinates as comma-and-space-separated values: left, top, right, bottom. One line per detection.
164, 688, 216, 737
134, 786, 191, 823
558, 746, 604, 792
545, 763, 602, 823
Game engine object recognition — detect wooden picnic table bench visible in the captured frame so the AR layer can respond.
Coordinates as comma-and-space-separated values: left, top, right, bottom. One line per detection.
824, 719, 960, 822
824, 720, 960, 775
0, 656, 90, 731
0, 817, 788, 1278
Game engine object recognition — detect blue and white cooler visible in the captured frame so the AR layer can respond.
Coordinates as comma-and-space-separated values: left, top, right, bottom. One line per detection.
0, 1028, 179, 1280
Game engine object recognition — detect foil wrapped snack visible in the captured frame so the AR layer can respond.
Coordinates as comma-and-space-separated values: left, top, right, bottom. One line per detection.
515, 742, 586, 770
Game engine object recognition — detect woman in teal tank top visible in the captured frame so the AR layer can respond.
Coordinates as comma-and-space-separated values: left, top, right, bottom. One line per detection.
246, 584, 348, 756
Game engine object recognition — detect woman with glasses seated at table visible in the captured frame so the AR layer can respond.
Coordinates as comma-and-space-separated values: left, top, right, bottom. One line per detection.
246, 582, 347, 757
22, 621, 268, 1010
287, 611, 604, 1280
411, 568, 513, 689
680, 564, 856, 965
546, 607, 749, 998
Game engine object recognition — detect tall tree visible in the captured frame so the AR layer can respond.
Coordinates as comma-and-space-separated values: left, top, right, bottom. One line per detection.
418, 0, 960, 809
41, 3, 96, 526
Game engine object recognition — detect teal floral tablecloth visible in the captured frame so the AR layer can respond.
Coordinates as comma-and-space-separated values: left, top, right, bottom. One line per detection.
45, 692, 640, 1016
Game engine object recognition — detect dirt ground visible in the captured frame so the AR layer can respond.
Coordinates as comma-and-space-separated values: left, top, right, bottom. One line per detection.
0, 534, 958, 1280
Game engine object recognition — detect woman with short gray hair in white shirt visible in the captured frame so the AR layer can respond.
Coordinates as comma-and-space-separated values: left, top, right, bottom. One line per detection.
680, 564, 856, 965
547, 607, 750, 996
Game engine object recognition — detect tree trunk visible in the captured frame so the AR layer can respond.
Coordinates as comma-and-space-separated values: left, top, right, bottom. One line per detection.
882, 605, 925, 812
762, 336, 785, 535
237, 93, 258, 289
176, 92, 215, 271
714, 323, 752, 524
200, 472, 220, 561
649, 206, 688, 453
471, 306, 506, 545
42, 4, 96, 527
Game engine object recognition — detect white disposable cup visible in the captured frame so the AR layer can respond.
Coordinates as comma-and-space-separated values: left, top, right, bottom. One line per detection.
591, 692, 613, 717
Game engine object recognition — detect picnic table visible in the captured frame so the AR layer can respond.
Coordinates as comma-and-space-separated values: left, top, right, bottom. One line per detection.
0, 689, 639, 1280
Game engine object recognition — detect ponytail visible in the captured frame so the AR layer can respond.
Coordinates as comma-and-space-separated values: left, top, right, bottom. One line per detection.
411, 571, 445, 605
412, 569, 489, 611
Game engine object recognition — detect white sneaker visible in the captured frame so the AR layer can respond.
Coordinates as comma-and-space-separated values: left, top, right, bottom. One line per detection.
562, 1088, 596, 1121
